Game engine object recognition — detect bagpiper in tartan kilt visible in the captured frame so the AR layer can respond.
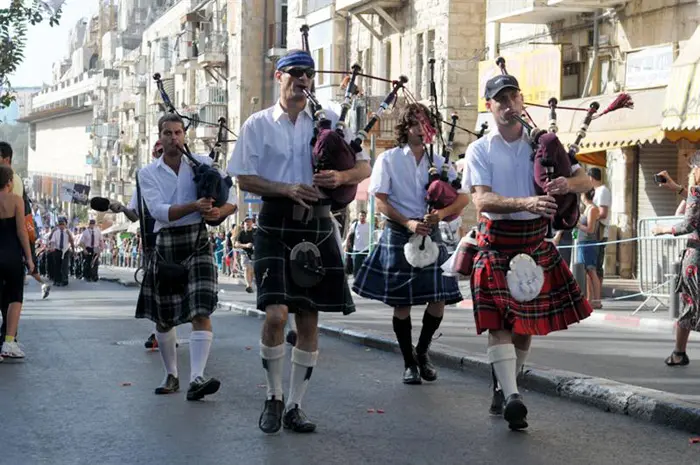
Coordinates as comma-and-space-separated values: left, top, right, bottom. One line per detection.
471, 217, 592, 336
352, 220, 462, 307
136, 222, 217, 328
254, 200, 355, 315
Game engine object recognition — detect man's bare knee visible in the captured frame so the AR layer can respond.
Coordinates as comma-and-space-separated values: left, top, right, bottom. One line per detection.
265, 304, 288, 331
488, 329, 513, 346
393, 306, 411, 319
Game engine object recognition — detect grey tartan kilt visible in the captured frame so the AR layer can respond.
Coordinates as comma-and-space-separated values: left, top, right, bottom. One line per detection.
352, 224, 462, 307
254, 212, 355, 315
136, 223, 217, 327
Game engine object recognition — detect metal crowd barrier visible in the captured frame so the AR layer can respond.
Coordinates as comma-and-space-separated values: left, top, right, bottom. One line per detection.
635, 216, 688, 314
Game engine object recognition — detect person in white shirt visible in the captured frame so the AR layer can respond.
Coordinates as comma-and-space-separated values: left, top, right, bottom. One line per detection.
48, 217, 74, 286
137, 113, 237, 401
587, 167, 611, 284
78, 219, 103, 282
228, 49, 371, 435
344, 210, 371, 275
464, 71, 593, 431
352, 103, 468, 385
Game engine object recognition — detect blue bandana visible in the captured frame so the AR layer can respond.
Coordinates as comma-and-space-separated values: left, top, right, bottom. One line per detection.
276, 51, 315, 71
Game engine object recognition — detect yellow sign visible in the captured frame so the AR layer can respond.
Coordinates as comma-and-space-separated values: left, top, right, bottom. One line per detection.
477, 46, 562, 112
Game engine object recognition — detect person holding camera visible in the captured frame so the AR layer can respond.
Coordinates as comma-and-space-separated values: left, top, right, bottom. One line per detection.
653, 154, 700, 366
654, 169, 690, 215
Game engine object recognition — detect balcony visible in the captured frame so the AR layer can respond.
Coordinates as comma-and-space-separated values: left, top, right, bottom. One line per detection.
195, 104, 227, 140
197, 32, 227, 68
90, 123, 120, 140
267, 22, 287, 60
129, 74, 148, 94
197, 86, 227, 105
153, 56, 172, 75
486, 0, 608, 23
335, 0, 403, 13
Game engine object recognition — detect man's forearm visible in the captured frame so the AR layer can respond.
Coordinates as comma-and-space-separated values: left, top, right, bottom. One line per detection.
122, 208, 139, 222
238, 175, 289, 198
375, 196, 410, 227
342, 161, 371, 185
219, 203, 237, 220
439, 193, 469, 220
168, 202, 198, 221
473, 192, 527, 214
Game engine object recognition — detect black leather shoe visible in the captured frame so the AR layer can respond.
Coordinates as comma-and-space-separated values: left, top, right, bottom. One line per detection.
145, 334, 157, 349
186, 376, 221, 401
416, 351, 437, 381
154, 374, 179, 395
489, 389, 505, 416
259, 398, 285, 434
402, 365, 422, 384
283, 406, 317, 433
503, 393, 528, 430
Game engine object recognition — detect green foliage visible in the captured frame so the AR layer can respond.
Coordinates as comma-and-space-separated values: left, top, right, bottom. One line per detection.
0, 1, 63, 110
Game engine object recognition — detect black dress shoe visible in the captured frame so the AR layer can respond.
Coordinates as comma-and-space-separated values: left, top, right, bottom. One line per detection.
245, 286, 254, 293
416, 351, 438, 381
154, 374, 179, 395
283, 406, 317, 433
186, 376, 221, 401
503, 393, 528, 430
145, 334, 157, 349
489, 389, 505, 416
402, 365, 422, 385
259, 398, 285, 434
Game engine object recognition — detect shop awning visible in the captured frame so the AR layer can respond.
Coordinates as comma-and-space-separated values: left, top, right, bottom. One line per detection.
662, 25, 700, 131
474, 87, 667, 162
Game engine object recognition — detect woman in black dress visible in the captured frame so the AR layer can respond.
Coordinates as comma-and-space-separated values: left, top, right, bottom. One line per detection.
0, 165, 33, 359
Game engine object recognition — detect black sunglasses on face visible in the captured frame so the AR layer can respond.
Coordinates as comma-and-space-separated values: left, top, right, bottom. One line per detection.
284, 67, 316, 79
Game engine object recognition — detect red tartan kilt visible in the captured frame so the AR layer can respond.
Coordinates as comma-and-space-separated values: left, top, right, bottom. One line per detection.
471, 217, 593, 335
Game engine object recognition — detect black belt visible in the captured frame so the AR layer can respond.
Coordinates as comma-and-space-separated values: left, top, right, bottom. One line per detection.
261, 200, 332, 224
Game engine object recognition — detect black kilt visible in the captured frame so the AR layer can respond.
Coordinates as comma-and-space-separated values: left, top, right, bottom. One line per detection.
254, 201, 355, 315
136, 223, 217, 327
352, 221, 462, 307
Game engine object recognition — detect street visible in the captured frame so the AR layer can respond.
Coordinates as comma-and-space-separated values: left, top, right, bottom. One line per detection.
3, 279, 700, 465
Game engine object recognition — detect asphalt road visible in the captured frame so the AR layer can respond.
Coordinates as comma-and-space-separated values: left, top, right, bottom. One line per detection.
3, 279, 700, 465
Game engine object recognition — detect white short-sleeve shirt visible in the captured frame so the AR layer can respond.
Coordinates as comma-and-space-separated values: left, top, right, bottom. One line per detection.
227, 100, 369, 185
462, 127, 580, 221
369, 145, 461, 219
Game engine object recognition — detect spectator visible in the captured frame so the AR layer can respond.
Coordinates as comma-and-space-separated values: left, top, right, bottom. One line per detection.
588, 167, 611, 284
344, 211, 371, 276
576, 189, 602, 309
234, 217, 256, 293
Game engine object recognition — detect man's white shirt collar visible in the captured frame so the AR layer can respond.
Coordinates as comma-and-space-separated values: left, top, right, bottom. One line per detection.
271, 100, 314, 123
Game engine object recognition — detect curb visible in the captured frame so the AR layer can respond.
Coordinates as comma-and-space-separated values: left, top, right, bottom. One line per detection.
218, 300, 700, 435
99, 276, 139, 288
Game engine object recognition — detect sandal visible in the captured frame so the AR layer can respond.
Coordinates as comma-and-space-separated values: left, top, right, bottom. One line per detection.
664, 351, 690, 366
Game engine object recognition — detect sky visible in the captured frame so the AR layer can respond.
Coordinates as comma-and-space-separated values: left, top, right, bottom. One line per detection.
4, 0, 100, 87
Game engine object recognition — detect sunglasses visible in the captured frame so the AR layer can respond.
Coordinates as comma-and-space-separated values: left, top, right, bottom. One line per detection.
284, 67, 316, 79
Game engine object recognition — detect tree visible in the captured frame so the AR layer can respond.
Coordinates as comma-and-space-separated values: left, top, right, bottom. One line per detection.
0, 1, 63, 110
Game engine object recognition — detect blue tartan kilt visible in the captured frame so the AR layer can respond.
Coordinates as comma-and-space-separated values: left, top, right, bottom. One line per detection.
352, 224, 462, 307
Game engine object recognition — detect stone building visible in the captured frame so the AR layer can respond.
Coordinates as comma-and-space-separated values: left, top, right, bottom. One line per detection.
482, 0, 700, 279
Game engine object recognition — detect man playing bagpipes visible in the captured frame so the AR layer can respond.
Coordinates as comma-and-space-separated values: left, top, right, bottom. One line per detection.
227, 48, 371, 434
463, 69, 595, 430
352, 103, 468, 384
136, 113, 237, 401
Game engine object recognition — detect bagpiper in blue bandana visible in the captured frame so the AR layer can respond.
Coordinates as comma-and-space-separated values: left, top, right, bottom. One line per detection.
276, 50, 315, 71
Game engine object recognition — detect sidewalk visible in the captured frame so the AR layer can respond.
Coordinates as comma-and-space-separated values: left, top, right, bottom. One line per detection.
99, 266, 700, 434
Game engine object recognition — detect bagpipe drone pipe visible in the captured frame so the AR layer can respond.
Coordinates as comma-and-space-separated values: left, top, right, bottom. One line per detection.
153, 73, 235, 226
495, 57, 633, 231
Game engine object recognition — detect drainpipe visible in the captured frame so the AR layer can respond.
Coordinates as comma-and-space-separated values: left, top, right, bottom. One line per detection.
581, 9, 601, 98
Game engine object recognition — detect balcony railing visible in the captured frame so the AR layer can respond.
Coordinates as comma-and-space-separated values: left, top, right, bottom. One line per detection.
200, 32, 227, 55
197, 87, 227, 105
268, 22, 288, 49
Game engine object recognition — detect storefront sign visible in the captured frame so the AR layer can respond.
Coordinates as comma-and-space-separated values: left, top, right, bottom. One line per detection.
625, 45, 673, 90
477, 46, 562, 112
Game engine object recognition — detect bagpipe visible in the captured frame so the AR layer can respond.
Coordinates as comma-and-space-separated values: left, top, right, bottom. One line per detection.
496, 57, 633, 232
153, 73, 235, 226
299, 25, 408, 212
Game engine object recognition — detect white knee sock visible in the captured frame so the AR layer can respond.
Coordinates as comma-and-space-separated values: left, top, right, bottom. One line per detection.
516, 348, 529, 378
287, 348, 318, 411
189, 331, 213, 383
488, 344, 518, 398
155, 329, 178, 378
261, 342, 285, 401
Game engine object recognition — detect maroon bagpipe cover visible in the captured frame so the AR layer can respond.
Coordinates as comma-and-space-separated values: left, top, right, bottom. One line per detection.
532, 131, 579, 231
426, 179, 461, 222
313, 128, 357, 209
